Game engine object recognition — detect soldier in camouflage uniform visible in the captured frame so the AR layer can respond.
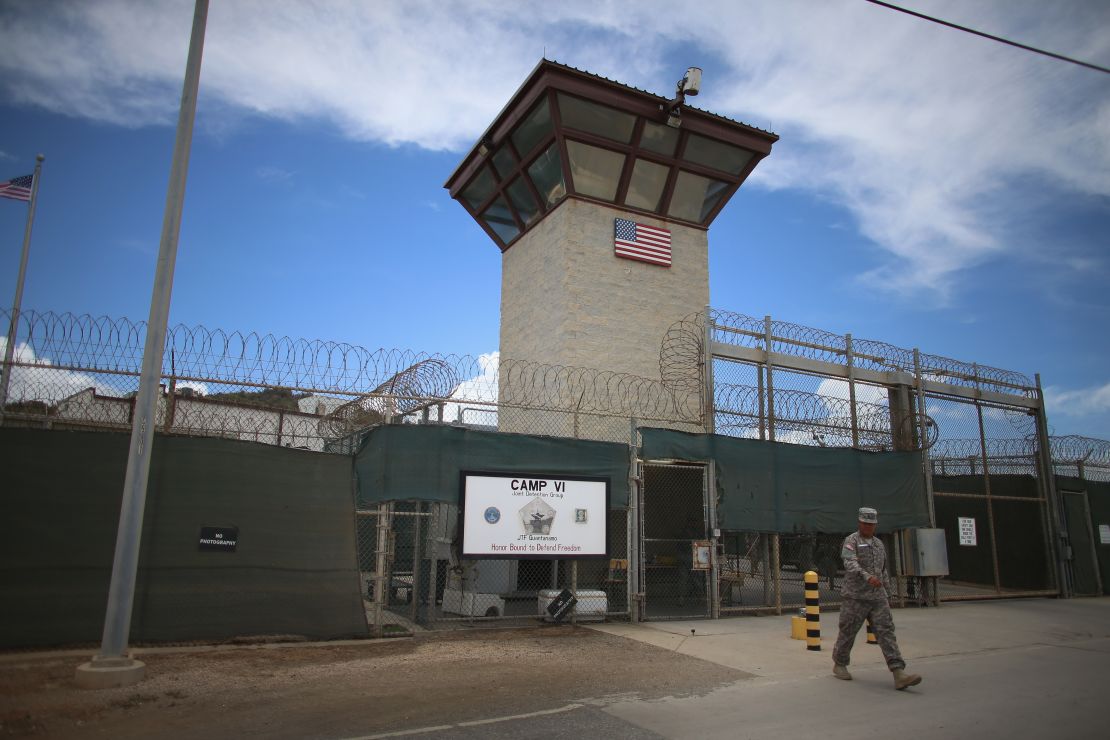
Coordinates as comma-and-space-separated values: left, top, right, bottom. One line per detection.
832, 507, 922, 690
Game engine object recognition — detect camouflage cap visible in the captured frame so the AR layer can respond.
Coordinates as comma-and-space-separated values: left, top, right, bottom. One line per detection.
858, 507, 878, 523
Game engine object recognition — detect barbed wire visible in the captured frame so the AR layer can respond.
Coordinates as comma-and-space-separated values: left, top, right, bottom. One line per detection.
659, 312, 705, 397
933, 436, 1110, 468
321, 358, 463, 437
706, 308, 1036, 397
716, 384, 886, 444
933, 437, 1037, 460
3, 309, 1100, 461
714, 384, 940, 450
1, 309, 701, 425
931, 436, 1110, 481
1049, 435, 1110, 466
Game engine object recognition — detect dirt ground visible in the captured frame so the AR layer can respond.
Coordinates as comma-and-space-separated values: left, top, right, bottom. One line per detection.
0, 626, 750, 739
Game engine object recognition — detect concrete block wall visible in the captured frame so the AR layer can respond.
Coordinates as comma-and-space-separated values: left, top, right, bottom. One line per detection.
500, 199, 709, 382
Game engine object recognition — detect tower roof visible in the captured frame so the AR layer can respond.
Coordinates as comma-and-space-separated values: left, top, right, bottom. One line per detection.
445, 59, 778, 250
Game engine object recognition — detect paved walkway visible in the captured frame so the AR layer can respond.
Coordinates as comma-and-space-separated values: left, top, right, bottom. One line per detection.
590, 597, 1110, 679
582, 597, 1110, 740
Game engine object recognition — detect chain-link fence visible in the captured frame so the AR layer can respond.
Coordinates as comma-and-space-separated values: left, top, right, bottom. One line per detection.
355, 501, 632, 633
693, 308, 1078, 602
716, 532, 912, 615
4, 306, 1107, 628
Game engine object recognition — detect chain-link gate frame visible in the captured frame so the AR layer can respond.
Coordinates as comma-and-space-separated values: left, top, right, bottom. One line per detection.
638, 462, 712, 621
699, 309, 1067, 604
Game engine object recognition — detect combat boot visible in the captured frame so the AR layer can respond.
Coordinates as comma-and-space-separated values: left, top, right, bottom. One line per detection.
892, 668, 921, 689
832, 664, 852, 680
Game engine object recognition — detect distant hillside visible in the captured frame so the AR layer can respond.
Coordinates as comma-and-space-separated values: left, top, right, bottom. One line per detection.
205, 388, 308, 411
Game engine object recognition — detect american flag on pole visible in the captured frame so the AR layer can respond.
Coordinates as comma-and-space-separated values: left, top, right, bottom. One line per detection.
0, 174, 33, 202
614, 217, 671, 267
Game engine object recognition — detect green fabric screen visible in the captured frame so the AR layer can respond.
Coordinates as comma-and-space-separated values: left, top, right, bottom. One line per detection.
640, 428, 929, 532
0, 428, 367, 649
354, 424, 631, 509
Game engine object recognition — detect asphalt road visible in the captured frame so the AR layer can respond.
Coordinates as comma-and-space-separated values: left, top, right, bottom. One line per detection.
341, 636, 1110, 740
3, 598, 1108, 739
342, 598, 1110, 740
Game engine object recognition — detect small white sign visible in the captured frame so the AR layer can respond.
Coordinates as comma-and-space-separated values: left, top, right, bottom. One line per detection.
958, 516, 977, 546
1099, 524, 1110, 545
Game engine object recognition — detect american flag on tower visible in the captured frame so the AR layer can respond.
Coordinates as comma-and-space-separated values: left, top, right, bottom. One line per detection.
0, 174, 34, 202
614, 217, 671, 267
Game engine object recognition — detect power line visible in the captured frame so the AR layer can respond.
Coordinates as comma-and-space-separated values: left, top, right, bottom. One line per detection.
864, 0, 1110, 75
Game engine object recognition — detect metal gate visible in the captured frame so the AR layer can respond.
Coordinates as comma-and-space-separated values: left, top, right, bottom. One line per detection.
1061, 490, 1103, 596
639, 462, 711, 620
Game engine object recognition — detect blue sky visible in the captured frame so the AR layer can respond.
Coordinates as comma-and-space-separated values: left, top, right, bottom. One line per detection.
1, 0, 1108, 439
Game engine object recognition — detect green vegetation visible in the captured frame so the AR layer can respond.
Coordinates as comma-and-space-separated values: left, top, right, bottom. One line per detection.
205, 387, 308, 411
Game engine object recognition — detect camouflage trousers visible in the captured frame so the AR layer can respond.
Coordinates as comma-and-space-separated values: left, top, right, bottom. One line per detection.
832, 598, 905, 671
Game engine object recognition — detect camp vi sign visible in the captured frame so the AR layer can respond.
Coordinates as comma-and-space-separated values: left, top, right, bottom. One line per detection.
460, 472, 609, 559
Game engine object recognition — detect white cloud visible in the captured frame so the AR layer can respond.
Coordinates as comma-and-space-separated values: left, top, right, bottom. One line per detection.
0, 337, 208, 403
2, 0, 1107, 295
0, 337, 120, 403
443, 351, 499, 423
255, 165, 294, 185
815, 378, 888, 406
1045, 381, 1110, 417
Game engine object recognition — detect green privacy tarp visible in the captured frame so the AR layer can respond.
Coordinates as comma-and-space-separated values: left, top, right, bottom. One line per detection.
354, 424, 631, 509
0, 427, 366, 649
640, 428, 929, 532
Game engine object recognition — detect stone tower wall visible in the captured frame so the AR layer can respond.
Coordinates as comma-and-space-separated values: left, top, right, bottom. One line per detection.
499, 198, 709, 381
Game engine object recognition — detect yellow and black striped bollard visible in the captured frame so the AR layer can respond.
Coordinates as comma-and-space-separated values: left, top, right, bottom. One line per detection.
804, 570, 820, 651
866, 619, 878, 644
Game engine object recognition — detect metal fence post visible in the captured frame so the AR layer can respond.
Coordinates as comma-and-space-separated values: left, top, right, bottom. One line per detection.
1035, 373, 1070, 597
570, 560, 578, 625
913, 349, 937, 529
629, 416, 641, 622
975, 397, 1003, 594
708, 460, 720, 619
763, 315, 776, 442
411, 502, 423, 624
772, 533, 781, 614
373, 502, 390, 637
761, 533, 771, 606
846, 334, 859, 448
703, 307, 716, 434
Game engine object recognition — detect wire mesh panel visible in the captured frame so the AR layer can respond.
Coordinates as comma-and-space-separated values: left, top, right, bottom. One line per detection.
716, 531, 850, 614
712, 359, 898, 451
716, 531, 774, 611
640, 463, 709, 620
926, 394, 1056, 600
357, 502, 632, 632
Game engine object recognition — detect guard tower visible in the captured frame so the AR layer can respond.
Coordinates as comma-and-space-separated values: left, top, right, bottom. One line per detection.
446, 60, 777, 385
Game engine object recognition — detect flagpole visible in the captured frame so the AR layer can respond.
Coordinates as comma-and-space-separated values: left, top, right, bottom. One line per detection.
75, 0, 208, 690
0, 154, 45, 425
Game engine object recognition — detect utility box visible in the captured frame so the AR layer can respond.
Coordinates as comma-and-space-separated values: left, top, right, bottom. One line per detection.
900, 528, 950, 576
